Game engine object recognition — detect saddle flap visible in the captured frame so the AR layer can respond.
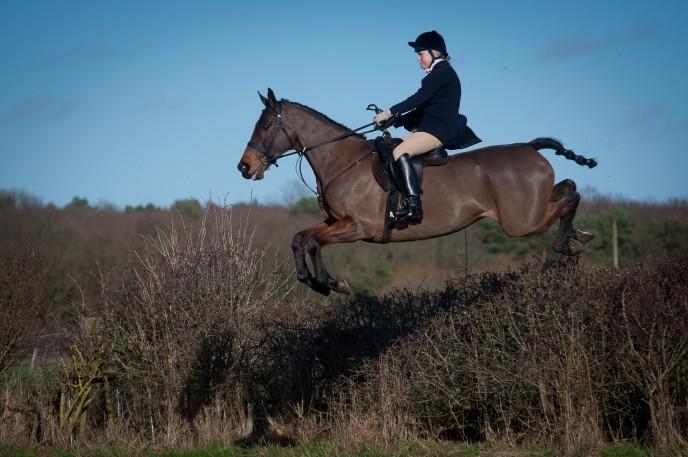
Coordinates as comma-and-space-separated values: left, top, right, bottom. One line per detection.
371, 137, 451, 191
370, 138, 392, 191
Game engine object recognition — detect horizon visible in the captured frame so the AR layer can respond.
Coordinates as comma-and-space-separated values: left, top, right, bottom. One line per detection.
4, 184, 687, 212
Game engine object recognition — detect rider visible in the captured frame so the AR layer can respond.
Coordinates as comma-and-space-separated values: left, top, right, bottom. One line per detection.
374, 30, 479, 221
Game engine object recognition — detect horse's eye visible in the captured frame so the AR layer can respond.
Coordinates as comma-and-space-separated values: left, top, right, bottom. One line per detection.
261, 122, 271, 130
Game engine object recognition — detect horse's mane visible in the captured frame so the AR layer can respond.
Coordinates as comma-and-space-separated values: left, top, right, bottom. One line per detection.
283, 99, 367, 140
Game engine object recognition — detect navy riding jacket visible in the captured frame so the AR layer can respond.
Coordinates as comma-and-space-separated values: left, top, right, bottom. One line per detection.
390, 60, 469, 149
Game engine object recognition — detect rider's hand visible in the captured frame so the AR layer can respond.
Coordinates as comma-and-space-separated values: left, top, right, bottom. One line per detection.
374, 110, 392, 127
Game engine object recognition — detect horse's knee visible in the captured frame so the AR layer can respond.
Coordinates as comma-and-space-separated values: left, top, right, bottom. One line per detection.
306, 237, 320, 258
296, 269, 309, 283
551, 179, 578, 203
291, 233, 304, 255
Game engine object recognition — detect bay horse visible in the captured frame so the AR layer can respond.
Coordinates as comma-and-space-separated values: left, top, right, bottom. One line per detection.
237, 88, 597, 296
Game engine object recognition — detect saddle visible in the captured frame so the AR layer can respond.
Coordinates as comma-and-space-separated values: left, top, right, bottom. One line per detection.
370, 136, 450, 241
370, 136, 450, 192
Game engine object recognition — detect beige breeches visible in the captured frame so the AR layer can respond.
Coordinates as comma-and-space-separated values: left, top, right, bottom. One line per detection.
392, 131, 442, 160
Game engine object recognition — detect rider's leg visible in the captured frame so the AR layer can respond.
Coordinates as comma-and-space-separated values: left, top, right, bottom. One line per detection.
392, 131, 442, 160
394, 153, 423, 221
392, 132, 441, 221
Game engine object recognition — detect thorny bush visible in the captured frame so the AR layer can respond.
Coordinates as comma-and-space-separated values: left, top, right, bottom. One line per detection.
1, 211, 686, 456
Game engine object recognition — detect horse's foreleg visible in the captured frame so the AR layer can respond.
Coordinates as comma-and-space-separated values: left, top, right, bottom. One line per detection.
306, 216, 362, 295
292, 223, 332, 296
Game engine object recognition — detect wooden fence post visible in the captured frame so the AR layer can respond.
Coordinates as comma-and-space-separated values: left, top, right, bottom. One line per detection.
612, 219, 618, 268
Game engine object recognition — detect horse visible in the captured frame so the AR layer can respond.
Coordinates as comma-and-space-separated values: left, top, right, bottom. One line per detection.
237, 88, 597, 296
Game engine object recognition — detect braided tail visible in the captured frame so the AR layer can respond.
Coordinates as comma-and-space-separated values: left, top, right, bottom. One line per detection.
528, 137, 597, 168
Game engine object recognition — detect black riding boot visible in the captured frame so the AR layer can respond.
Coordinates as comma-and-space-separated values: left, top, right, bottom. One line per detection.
394, 153, 423, 221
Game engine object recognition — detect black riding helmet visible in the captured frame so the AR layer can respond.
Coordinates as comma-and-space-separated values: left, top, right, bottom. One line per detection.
408, 30, 447, 57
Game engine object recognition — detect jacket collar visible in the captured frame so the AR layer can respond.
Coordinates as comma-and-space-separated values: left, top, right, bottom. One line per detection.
425, 58, 446, 73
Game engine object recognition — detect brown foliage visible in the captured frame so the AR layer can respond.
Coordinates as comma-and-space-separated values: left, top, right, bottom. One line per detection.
1, 190, 687, 453
0, 236, 43, 375
331, 256, 688, 455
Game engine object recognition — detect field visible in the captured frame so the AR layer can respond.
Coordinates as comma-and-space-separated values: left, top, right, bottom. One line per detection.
1, 190, 687, 456
0, 440, 660, 456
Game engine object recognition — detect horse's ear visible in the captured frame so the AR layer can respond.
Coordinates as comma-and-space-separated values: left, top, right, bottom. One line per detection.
258, 90, 268, 107
266, 88, 278, 110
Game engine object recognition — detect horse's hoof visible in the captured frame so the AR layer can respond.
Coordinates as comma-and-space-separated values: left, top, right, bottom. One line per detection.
553, 238, 585, 256
315, 284, 331, 296
567, 239, 585, 255
575, 230, 594, 244
308, 280, 331, 296
333, 278, 352, 295
298, 274, 330, 296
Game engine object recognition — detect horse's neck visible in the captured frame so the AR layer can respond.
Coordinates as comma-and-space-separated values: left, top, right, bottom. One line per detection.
286, 103, 368, 181
287, 102, 350, 148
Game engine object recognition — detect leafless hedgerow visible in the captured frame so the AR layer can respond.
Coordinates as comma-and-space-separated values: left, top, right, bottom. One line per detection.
38, 203, 296, 448
0, 236, 51, 447
0, 237, 43, 376
597, 259, 688, 451
329, 256, 688, 455
2, 198, 686, 455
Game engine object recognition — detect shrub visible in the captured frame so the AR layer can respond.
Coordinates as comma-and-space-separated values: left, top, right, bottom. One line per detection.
40, 204, 294, 446
330, 256, 688, 455
0, 237, 43, 376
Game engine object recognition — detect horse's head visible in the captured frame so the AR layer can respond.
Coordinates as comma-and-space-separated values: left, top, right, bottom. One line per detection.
237, 88, 296, 180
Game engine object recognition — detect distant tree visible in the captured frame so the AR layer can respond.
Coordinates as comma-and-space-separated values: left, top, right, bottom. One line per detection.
472, 218, 553, 259
290, 197, 321, 215
0, 191, 16, 211
647, 218, 688, 257
125, 203, 161, 212
67, 196, 90, 209
281, 179, 312, 206
95, 201, 118, 212
173, 198, 203, 217
578, 207, 641, 266
0, 189, 43, 211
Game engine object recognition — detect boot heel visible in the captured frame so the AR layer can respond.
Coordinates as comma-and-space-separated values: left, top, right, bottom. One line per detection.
407, 197, 423, 220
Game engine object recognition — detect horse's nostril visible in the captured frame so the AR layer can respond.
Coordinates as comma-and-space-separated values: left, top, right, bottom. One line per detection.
237, 162, 248, 173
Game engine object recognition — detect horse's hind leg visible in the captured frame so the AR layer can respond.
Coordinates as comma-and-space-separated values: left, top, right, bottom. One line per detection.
549, 179, 593, 255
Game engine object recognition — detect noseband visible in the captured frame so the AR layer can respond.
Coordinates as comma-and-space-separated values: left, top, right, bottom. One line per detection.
246, 100, 295, 167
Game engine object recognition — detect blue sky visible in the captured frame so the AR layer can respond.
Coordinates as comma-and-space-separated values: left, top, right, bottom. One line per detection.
1, 0, 687, 209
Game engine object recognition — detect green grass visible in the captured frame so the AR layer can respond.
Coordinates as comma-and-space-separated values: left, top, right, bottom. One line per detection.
3, 361, 59, 382
0, 441, 663, 457
3, 362, 33, 380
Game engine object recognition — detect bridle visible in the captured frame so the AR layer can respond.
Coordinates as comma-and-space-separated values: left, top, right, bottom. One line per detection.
247, 99, 378, 166
246, 100, 296, 170
245, 99, 379, 192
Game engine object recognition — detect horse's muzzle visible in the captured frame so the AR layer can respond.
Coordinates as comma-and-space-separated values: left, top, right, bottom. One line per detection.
237, 162, 254, 180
